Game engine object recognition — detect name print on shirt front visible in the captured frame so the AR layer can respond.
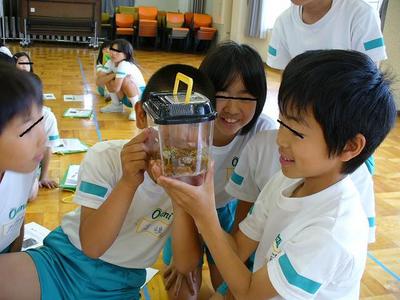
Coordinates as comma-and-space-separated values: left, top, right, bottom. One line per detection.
1, 203, 26, 239
136, 208, 174, 238
9, 203, 27, 220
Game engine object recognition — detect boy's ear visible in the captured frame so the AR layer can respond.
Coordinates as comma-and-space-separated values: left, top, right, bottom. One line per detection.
135, 102, 147, 129
340, 133, 366, 162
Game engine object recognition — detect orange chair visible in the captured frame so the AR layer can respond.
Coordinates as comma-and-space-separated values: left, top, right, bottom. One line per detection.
137, 6, 158, 48
115, 13, 135, 44
184, 12, 194, 28
192, 13, 217, 51
165, 12, 189, 51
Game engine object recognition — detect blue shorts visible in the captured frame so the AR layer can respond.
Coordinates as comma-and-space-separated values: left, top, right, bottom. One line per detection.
26, 227, 146, 300
162, 200, 238, 266
121, 86, 145, 108
0, 244, 11, 254
97, 86, 106, 97
163, 200, 255, 271
121, 95, 132, 108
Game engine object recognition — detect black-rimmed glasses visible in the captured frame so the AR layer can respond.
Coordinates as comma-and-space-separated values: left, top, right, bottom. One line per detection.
277, 119, 304, 139
215, 95, 258, 102
110, 47, 123, 53
19, 116, 44, 137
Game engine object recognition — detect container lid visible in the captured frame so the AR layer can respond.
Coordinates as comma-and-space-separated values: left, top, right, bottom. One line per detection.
143, 91, 217, 125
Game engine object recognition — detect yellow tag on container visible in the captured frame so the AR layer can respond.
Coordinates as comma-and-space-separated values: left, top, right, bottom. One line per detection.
173, 72, 193, 104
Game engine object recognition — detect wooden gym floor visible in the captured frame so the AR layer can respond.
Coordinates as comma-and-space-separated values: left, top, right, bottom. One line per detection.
7, 43, 400, 299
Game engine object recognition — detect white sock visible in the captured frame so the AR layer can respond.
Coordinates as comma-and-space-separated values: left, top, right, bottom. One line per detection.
128, 95, 140, 107
110, 93, 120, 105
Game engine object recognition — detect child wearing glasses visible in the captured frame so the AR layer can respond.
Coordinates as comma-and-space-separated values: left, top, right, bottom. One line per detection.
14, 52, 60, 192
157, 50, 397, 300
162, 41, 279, 299
0, 62, 46, 254
96, 39, 146, 121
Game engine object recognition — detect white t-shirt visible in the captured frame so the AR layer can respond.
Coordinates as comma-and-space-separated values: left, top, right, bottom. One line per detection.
0, 46, 12, 57
351, 164, 376, 242
213, 115, 277, 209
225, 130, 281, 202
61, 140, 173, 269
0, 171, 36, 251
240, 171, 368, 299
100, 60, 146, 97
227, 131, 376, 243
267, 0, 387, 70
43, 106, 61, 148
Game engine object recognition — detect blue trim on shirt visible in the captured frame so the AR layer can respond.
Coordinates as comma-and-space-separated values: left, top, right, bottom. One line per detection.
268, 46, 277, 56
364, 38, 384, 51
365, 156, 375, 175
48, 135, 60, 141
278, 254, 321, 294
368, 217, 376, 227
79, 181, 108, 198
230, 171, 244, 185
116, 71, 126, 75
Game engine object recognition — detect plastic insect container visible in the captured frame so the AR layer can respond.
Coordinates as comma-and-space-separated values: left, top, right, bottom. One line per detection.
143, 73, 216, 184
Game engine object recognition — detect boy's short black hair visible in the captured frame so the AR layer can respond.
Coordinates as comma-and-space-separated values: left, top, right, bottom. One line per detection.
141, 64, 215, 104
279, 50, 397, 174
0, 62, 43, 134
199, 41, 267, 134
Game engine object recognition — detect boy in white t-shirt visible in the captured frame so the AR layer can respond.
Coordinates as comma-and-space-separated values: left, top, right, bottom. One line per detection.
267, 0, 385, 194
226, 131, 377, 243
156, 50, 397, 299
0, 63, 46, 254
267, 0, 386, 70
0, 64, 215, 299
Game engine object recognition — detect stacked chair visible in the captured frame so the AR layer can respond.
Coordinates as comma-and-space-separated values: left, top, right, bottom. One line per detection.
192, 13, 217, 51
115, 13, 135, 44
137, 6, 158, 48
101, 12, 113, 40
109, 6, 216, 52
165, 12, 190, 51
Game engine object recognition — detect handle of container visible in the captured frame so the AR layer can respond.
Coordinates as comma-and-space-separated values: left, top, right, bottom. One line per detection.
173, 72, 193, 104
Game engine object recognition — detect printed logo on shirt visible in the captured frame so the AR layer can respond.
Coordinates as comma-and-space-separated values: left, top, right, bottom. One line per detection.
8, 203, 27, 220
268, 233, 283, 262
136, 208, 174, 238
151, 208, 173, 221
232, 156, 239, 167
